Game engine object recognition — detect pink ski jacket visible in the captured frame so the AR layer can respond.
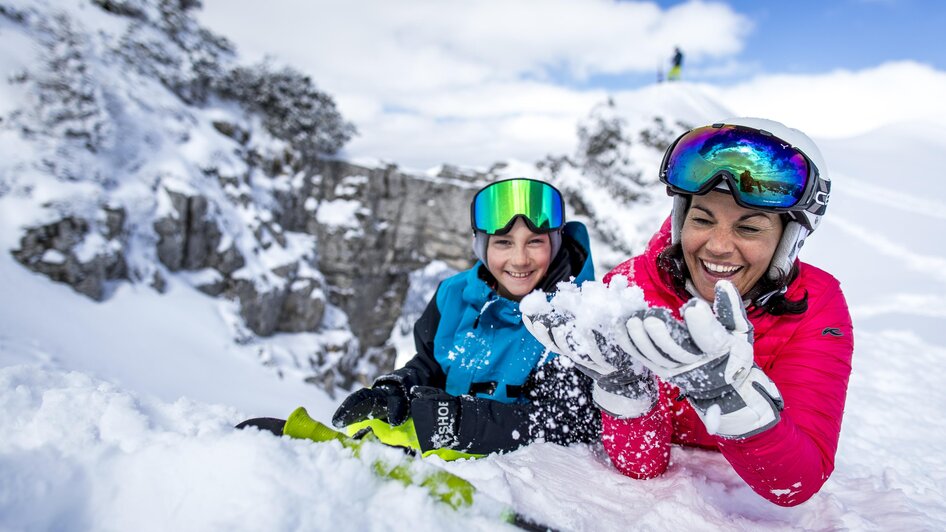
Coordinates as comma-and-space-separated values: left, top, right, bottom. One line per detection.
601, 219, 854, 506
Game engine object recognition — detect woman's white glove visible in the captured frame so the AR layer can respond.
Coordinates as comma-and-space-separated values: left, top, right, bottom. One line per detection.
621, 281, 783, 438
523, 310, 656, 419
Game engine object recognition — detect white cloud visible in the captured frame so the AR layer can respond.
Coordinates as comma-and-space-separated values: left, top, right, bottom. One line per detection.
197, 3, 946, 170
343, 105, 584, 172
347, 61, 946, 169
198, 0, 750, 169
390, 81, 605, 119
200, 0, 750, 92
707, 61, 946, 138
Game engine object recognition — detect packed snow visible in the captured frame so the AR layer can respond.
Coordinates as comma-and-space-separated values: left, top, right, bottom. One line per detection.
3, 2, 946, 532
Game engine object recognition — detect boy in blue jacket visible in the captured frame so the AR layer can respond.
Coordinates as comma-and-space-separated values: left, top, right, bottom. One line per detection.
240, 178, 599, 457
332, 178, 599, 455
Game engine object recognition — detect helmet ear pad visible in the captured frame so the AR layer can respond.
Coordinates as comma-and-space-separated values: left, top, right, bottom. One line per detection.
473, 232, 488, 265
670, 195, 689, 246
472, 229, 563, 266
670, 194, 809, 282
767, 220, 809, 281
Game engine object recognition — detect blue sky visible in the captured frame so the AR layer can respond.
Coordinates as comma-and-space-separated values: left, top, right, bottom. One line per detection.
200, 0, 946, 169
716, 0, 944, 73
583, 0, 946, 89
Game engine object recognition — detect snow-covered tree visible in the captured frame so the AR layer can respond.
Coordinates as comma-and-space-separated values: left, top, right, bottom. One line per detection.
217, 63, 357, 157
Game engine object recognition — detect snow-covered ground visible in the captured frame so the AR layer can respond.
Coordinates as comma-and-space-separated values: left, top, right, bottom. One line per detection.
4, 111, 946, 530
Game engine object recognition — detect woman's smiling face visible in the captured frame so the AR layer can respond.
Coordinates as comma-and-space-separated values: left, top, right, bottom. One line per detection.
681, 191, 784, 301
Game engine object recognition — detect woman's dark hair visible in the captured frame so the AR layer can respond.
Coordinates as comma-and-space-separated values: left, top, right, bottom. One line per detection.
656, 242, 808, 316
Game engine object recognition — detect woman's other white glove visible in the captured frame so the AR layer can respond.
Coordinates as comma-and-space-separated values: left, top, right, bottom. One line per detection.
622, 281, 783, 438
523, 309, 656, 419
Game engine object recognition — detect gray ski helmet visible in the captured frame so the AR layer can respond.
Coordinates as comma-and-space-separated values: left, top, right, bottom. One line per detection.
473, 226, 562, 265
668, 117, 830, 280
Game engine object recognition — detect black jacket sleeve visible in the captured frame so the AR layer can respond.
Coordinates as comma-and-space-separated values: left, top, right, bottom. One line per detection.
374, 287, 446, 392
453, 357, 601, 454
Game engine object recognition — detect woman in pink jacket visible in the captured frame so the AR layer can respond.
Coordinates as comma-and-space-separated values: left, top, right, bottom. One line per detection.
525, 118, 854, 506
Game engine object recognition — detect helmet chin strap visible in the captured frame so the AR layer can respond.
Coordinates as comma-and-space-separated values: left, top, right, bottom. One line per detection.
767, 221, 809, 281
670, 195, 688, 245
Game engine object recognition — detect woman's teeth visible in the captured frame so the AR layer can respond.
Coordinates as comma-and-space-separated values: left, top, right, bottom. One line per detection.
703, 261, 740, 274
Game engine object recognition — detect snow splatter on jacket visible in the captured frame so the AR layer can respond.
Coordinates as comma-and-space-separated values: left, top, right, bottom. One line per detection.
379, 221, 600, 454
601, 218, 854, 507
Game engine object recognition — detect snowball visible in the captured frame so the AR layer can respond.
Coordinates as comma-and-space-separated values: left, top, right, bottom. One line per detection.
525, 278, 649, 359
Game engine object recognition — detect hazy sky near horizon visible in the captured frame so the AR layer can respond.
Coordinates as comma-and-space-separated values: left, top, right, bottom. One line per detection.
199, 0, 946, 169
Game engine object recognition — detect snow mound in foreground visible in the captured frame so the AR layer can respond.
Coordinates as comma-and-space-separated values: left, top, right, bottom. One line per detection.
3, 346, 945, 531
0, 364, 507, 532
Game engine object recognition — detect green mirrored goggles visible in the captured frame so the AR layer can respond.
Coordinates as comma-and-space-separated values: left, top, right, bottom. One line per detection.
470, 178, 565, 235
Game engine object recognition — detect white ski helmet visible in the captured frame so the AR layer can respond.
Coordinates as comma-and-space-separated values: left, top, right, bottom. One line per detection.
667, 117, 830, 281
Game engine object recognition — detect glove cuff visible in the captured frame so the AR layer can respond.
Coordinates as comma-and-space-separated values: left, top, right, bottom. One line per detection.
373, 371, 404, 387
592, 381, 656, 419
410, 395, 461, 452
691, 366, 784, 439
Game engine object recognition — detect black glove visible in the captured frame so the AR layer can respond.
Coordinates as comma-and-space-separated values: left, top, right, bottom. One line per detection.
331, 382, 410, 428
409, 386, 460, 453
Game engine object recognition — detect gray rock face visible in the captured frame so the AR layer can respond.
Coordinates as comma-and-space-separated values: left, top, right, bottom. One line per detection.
140, 157, 481, 364
225, 272, 327, 337
11, 213, 127, 301
276, 276, 326, 333
154, 188, 231, 272
232, 278, 287, 337
303, 160, 480, 358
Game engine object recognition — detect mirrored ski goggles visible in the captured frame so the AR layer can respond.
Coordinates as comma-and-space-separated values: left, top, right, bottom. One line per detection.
660, 124, 818, 211
471, 178, 565, 235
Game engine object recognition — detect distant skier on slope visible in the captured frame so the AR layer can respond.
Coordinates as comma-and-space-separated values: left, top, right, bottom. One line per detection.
240, 178, 600, 458
667, 46, 684, 81
524, 118, 854, 506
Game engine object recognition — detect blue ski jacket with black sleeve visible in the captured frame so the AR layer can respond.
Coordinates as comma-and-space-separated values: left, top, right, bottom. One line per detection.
375, 221, 600, 454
